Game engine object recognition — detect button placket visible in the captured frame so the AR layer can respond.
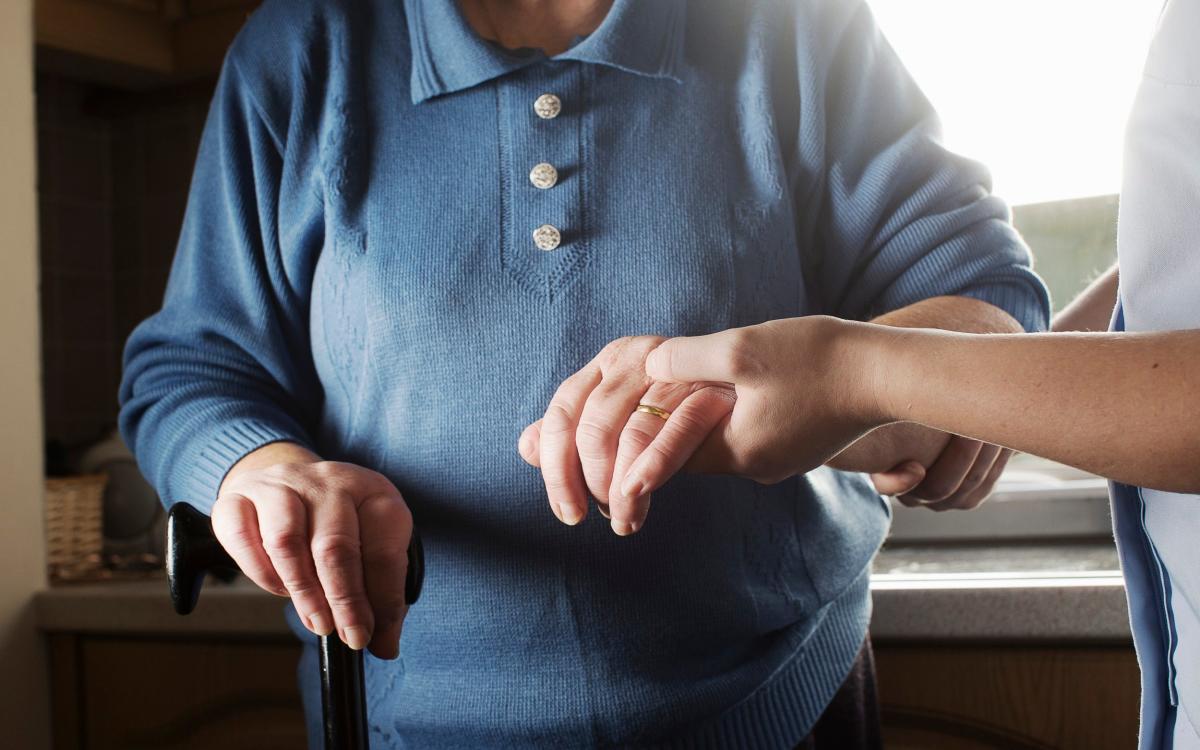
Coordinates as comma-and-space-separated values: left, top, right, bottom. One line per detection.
497, 65, 586, 300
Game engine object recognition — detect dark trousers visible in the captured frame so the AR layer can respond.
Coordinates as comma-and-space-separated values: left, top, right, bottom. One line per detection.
794, 636, 882, 750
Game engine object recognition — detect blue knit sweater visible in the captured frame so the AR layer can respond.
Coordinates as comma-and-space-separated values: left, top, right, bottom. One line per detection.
119, 0, 1050, 746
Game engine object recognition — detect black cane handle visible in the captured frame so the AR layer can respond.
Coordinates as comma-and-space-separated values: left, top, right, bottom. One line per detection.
165, 501, 425, 750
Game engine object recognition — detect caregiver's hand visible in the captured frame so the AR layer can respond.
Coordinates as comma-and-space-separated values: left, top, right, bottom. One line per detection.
628, 317, 1010, 511
830, 423, 1014, 511
621, 317, 886, 493
517, 335, 736, 535
210, 442, 413, 660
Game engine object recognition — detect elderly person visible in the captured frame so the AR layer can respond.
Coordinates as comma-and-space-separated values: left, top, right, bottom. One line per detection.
531, 2, 1200, 747
119, 0, 1049, 747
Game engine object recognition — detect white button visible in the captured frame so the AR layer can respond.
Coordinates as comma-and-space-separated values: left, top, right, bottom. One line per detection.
532, 224, 561, 251
534, 94, 562, 119
529, 163, 558, 189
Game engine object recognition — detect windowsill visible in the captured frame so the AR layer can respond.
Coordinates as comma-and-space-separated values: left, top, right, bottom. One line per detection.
33, 542, 1131, 643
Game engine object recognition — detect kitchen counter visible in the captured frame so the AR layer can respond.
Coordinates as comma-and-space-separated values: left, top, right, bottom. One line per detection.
35, 542, 1130, 642
872, 542, 1128, 641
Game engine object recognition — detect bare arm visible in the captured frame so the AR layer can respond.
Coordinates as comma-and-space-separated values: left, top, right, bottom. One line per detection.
1052, 265, 1119, 333
826, 296, 1024, 505
879, 327, 1200, 492
830, 295, 1023, 471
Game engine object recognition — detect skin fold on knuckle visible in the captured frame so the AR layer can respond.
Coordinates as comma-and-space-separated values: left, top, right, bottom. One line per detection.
575, 418, 618, 456
311, 531, 362, 571
541, 402, 577, 437
261, 528, 309, 562
619, 422, 659, 456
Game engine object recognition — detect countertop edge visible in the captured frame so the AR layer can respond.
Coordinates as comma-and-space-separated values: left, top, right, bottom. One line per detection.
34, 573, 1134, 642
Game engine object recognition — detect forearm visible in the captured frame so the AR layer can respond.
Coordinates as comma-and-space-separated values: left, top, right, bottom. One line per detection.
1052, 265, 1119, 332
870, 294, 1025, 335
831, 296, 1022, 470
877, 328, 1200, 492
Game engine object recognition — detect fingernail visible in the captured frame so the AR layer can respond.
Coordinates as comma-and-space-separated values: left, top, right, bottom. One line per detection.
561, 504, 583, 525
596, 502, 611, 520
343, 626, 370, 651
308, 613, 333, 637
518, 432, 532, 457
550, 502, 563, 523
621, 475, 644, 500
611, 519, 634, 536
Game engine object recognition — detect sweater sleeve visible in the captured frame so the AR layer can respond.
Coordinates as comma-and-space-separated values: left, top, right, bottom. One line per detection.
805, 0, 1051, 332
118, 55, 324, 514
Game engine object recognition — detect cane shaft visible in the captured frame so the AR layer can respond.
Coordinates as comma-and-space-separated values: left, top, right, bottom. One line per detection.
321, 635, 369, 750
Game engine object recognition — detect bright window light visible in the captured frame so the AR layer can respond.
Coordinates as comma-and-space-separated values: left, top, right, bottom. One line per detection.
869, 0, 1162, 206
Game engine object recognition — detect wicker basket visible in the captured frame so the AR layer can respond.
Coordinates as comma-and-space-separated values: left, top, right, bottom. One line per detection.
45, 473, 108, 582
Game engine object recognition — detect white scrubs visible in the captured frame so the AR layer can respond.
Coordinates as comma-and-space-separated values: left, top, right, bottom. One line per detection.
1114, 0, 1200, 746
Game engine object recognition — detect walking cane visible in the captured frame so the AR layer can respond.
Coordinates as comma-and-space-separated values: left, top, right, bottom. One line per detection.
165, 501, 425, 750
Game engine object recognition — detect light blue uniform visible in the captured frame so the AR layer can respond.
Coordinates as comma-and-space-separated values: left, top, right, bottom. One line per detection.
1112, 1, 1200, 746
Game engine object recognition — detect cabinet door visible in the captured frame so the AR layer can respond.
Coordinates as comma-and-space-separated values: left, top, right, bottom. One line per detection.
77, 637, 306, 750
876, 644, 1140, 750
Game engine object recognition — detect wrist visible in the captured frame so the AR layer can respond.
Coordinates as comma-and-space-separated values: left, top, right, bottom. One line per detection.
219, 441, 322, 494
852, 322, 910, 426
827, 319, 895, 428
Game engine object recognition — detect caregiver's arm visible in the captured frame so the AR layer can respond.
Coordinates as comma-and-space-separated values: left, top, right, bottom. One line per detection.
879, 326, 1200, 491
827, 295, 1023, 502
1052, 265, 1119, 333
630, 318, 1200, 496
799, 0, 1050, 504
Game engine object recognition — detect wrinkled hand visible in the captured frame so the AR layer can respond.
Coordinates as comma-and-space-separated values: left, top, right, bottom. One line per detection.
517, 335, 735, 535
211, 458, 413, 659
520, 319, 879, 532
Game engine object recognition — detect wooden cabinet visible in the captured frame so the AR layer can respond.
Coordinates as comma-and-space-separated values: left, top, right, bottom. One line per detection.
876, 644, 1141, 750
46, 634, 1141, 748
49, 633, 305, 749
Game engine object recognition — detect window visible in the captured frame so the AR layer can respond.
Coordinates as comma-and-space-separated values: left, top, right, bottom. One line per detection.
868, 0, 1162, 539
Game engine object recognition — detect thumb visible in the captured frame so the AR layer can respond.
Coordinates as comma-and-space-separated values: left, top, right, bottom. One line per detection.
645, 329, 746, 385
871, 461, 926, 496
518, 421, 542, 467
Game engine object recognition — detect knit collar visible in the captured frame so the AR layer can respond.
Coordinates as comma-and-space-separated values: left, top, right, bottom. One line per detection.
405, 0, 686, 104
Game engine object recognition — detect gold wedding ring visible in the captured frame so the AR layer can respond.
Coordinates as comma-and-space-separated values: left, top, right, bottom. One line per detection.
635, 403, 672, 421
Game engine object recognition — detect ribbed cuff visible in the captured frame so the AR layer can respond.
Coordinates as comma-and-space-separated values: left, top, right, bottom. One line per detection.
660, 568, 873, 749
177, 418, 310, 514
961, 279, 1052, 333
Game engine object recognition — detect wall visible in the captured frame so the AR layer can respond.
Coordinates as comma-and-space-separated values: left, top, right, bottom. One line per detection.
37, 74, 117, 447
1013, 194, 1119, 313
37, 72, 209, 450
0, 0, 51, 746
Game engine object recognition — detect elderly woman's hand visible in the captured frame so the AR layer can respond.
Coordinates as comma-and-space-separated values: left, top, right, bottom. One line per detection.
520, 317, 1010, 534
210, 442, 414, 659
517, 336, 735, 535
